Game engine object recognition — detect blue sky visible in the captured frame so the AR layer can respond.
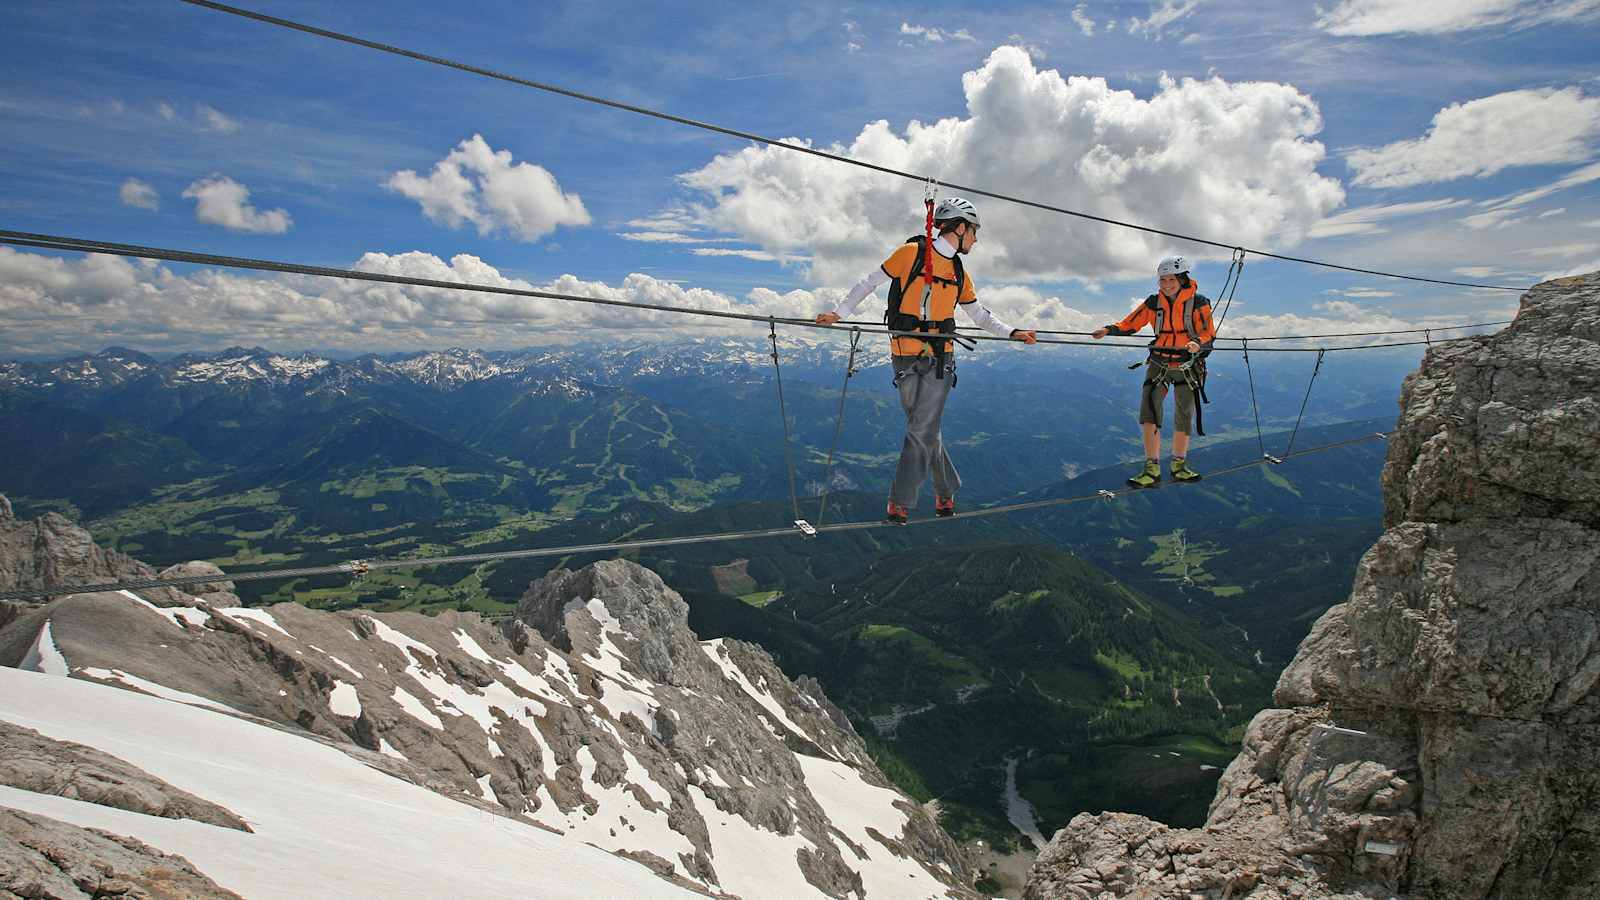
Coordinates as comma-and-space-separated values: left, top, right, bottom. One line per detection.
2, 0, 1599, 357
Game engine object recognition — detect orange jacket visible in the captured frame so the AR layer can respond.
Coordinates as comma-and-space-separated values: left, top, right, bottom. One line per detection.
1104, 283, 1216, 365
881, 238, 977, 357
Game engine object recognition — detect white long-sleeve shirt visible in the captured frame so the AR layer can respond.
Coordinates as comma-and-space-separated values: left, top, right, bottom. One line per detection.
827, 236, 1018, 338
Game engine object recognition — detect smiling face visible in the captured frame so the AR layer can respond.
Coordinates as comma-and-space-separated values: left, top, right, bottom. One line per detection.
1159, 273, 1181, 297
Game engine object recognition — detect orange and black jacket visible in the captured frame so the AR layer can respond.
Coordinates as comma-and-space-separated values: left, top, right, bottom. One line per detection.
880, 239, 977, 357
1103, 283, 1217, 366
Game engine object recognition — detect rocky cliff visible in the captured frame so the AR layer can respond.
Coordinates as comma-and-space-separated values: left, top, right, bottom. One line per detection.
0, 505, 975, 898
1023, 273, 1600, 899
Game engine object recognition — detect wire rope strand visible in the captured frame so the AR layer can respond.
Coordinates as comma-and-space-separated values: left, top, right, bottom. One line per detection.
768, 320, 801, 523
174, 1, 1528, 293
815, 328, 862, 528
1283, 349, 1327, 458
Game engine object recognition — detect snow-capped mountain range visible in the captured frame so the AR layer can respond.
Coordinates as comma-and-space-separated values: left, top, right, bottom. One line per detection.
0, 340, 864, 396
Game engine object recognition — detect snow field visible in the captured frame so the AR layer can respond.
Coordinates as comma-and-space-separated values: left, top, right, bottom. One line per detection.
0, 667, 700, 900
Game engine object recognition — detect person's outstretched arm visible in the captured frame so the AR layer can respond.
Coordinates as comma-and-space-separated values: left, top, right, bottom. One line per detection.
1093, 299, 1155, 340
959, 298, 1035, 343
815, 268, 892, 325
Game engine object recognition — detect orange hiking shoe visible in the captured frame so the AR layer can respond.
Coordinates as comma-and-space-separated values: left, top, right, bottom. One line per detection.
885, 502, 910, 525
935, 496, 956, 518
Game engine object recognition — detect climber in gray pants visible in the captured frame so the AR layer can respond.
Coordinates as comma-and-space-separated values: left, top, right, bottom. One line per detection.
890, 354, 961, 512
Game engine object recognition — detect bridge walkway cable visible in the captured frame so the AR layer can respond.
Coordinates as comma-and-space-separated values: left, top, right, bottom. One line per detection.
0, 432, 1388, 603
177, 0, 1529, 294
0, 231, 1506, 355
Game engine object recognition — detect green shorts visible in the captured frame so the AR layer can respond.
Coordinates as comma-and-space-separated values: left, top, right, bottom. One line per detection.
1139, 362, 1199, 434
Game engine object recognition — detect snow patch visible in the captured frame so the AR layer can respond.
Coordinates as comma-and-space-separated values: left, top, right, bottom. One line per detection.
20, 621, 70, 676
324, 654, 364, 680
366, 616, 438, 661
699, 639, 822, 752
116, 590, 210, 629
522, 746, 696, 883
391, 686, 444, 729
687, 783, 816, 898
797, 754, 950, 896
454, 629, 498, 665
77, 668, 242, 714
328, 681, 362, 718
477, 774, 497, 804
219, 606, 291, 637
378, 738, 407, 761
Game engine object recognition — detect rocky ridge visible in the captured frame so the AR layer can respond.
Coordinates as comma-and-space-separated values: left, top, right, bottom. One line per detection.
1, 807, 245, 900
0, 721, 251, 832
0, 503, 975, 899
1023, 273, 1600, 899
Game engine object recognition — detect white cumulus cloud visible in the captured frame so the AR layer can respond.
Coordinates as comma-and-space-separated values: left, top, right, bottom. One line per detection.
672, 47, 1343, 286
0, 245, 837, 356
181, 176, 292, 234
1347, 87, 1600, 188
119, 178, 159, 211
1316, 0, 1600, 36
387, 134, 591, 242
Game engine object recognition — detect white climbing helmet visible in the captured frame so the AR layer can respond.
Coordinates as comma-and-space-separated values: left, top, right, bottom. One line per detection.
933, 197, 980, 227
1157, 255, 1190, 278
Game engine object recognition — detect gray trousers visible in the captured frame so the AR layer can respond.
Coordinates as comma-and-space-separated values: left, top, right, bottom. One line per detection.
890, 355, 961, 507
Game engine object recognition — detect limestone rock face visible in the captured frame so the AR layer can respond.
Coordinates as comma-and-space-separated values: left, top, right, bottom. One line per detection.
0, 807, 244, 900
1024, 273, 1600, 900
0, 498, 181, 606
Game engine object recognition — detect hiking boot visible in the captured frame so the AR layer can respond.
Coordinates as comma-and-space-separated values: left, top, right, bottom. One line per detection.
885, 502, 910, 525
935, 496, 956, 518
1127, 458, 1161, 489
1171, 457, 1202, 482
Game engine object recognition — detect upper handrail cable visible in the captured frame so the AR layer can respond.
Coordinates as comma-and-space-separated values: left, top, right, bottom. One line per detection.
176, 0, 1529, 293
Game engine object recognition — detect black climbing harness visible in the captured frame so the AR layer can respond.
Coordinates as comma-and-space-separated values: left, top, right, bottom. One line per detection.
1132, 351, 1209, 436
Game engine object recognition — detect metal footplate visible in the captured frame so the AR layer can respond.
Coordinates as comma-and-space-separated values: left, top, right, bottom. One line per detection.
793, 519, 817, 537
1263, 454, 1284, 465
1097, 489, 1117, 500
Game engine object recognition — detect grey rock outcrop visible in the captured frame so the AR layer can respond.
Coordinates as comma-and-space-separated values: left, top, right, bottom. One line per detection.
1025, 273, 1600, 899
0, 807, 244, 900
0, 496, 179, 606
155, 562, 241, 608
0, 722, 251, 832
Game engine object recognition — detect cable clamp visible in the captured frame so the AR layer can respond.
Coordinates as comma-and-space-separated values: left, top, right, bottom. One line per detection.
923, 177, 938, 203
793, 519, 817, 537
1263, 454, 1284, 465
1097, 489, 1117, 500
